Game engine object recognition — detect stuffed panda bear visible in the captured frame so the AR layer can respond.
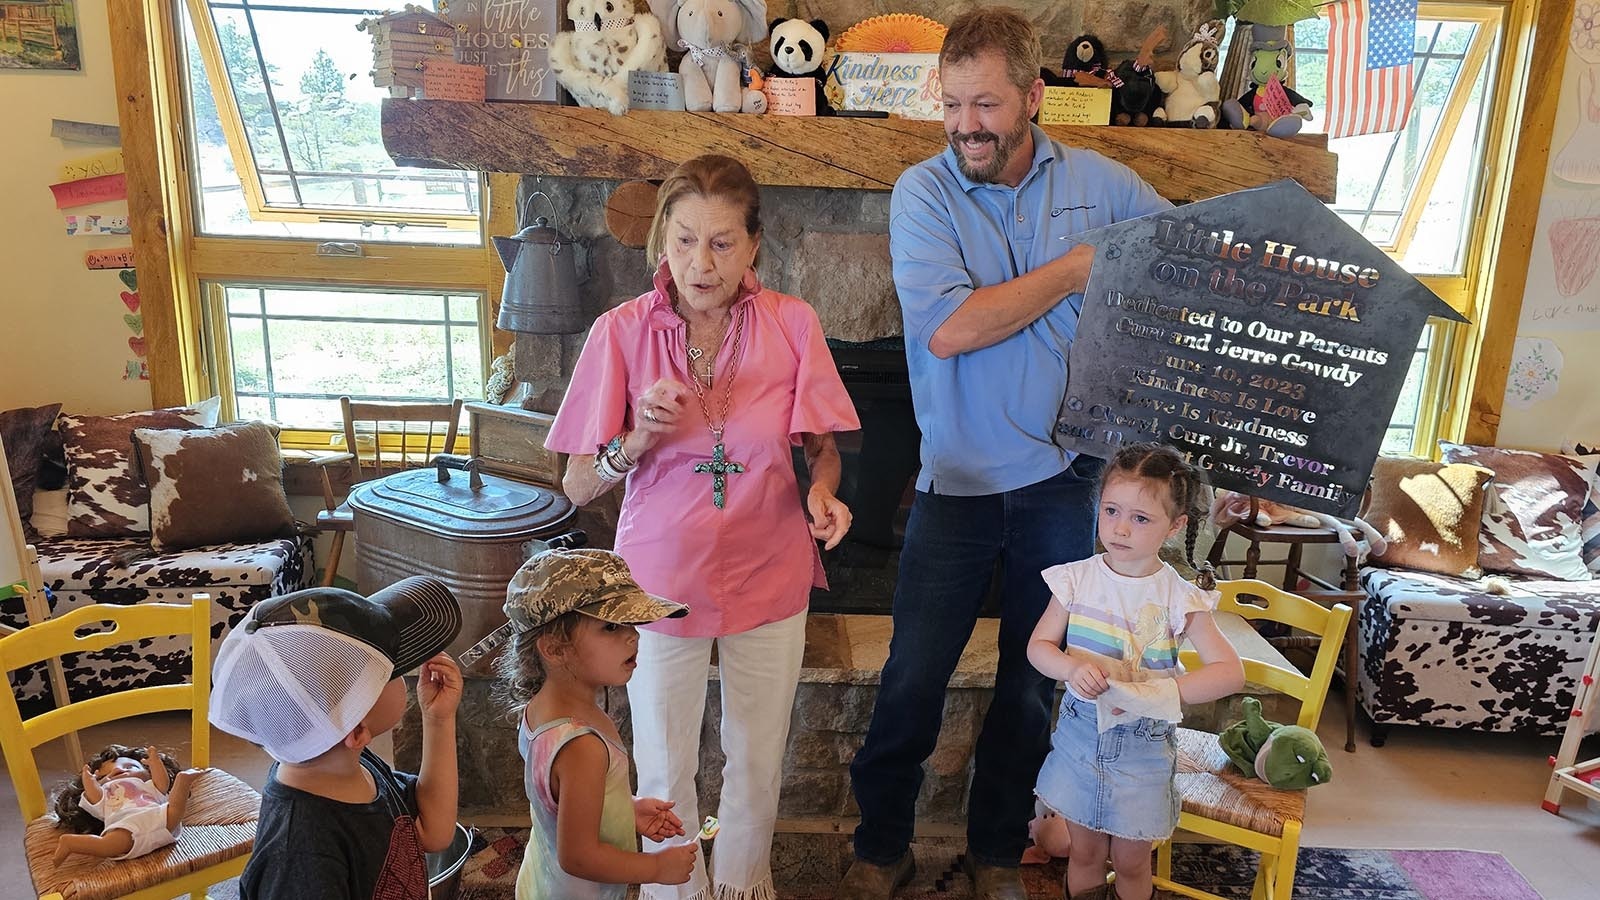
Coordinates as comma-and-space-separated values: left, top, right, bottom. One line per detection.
767, 17, 833, 114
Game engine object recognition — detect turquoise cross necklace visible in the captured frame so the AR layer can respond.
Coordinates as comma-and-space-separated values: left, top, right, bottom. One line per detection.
683, 301, 749, 509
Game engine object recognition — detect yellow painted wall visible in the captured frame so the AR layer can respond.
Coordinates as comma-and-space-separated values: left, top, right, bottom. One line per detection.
1495, 33, 1600, 453
0, 2, 154, 416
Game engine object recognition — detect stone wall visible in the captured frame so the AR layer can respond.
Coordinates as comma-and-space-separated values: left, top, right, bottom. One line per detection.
510, 176, 897, 413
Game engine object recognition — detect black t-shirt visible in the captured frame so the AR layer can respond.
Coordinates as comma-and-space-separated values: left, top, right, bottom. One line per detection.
240, 749, 430, 900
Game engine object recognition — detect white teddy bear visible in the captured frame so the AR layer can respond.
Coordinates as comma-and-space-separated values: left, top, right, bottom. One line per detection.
650, 0, 767, 113
550, 0, 668, 115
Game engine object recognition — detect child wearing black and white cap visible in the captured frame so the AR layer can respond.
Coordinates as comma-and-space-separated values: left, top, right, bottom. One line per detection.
209, 576, 464, 900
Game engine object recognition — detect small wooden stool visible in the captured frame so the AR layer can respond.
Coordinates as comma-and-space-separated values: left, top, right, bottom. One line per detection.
1207, 520, 1363, 752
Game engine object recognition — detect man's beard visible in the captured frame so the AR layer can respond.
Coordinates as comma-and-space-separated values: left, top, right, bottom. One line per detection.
949, 115, 1030, 183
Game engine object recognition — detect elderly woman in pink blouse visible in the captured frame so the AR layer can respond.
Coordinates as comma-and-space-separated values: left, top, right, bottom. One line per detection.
546, 154, 860, 900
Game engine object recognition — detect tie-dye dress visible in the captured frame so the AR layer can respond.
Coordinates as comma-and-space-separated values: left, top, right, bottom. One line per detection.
516, 717, 638, 900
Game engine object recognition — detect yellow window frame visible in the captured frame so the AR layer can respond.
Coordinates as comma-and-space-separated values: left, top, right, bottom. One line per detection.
181, 0, 479, 232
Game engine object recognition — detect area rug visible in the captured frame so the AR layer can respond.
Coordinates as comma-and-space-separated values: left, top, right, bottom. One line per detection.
451, 830, 1542, 900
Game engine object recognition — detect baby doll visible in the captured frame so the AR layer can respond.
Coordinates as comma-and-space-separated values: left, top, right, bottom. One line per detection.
51, 744, 204, 865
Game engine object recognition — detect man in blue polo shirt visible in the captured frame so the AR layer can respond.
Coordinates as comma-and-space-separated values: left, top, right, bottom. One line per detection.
841, 8, 1173, 900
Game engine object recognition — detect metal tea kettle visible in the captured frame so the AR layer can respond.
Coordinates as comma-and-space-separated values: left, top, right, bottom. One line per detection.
493, 191, 584, 334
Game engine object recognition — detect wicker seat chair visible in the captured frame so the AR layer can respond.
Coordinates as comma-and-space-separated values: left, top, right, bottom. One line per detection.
0, 597, 259, 900
1154, 580, 1351, 900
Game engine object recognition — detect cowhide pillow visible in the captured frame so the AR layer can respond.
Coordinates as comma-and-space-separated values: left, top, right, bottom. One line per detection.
1, 403, 62, 523
1363, 455, 1496, 578
1439, 442, 1593, 581
60, 404, 216, 538
132, 421, 297, 552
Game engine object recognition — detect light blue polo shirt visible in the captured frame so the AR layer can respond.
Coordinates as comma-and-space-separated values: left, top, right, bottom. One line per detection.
891, 124, 1173, 496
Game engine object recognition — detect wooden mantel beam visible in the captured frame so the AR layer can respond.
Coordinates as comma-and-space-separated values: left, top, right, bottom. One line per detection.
381, 101, 1338, 204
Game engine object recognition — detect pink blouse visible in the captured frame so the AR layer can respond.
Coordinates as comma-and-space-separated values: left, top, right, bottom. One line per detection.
546, 265, 860, 638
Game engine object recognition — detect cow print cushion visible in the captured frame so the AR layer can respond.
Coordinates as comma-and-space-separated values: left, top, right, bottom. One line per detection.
1439, 443, 1593, 581
60, 406, 214, 538
2, 534, 313, 713
132, 421, 296, 552
1357, 566, 1599, 735
1363, 455, 1494, 578
0, 403, 61, 524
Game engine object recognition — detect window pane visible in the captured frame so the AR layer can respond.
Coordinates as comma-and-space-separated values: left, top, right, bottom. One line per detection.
182, 2, 482, 244
218, 283, 486, 430
1288, 14, 1494, 274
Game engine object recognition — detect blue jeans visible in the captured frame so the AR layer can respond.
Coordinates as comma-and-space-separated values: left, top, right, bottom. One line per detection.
849, 455, 1103, 867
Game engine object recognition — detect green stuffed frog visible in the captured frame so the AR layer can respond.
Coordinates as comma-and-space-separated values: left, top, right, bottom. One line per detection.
1219, 697, 1332, 790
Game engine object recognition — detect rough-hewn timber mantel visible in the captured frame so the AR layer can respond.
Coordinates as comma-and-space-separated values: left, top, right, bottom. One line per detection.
381, 101, 1338, 204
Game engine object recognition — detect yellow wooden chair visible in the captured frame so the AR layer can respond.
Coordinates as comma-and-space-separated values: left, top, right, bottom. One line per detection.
0, 597, 259, 900
1154, 579, 1352, 900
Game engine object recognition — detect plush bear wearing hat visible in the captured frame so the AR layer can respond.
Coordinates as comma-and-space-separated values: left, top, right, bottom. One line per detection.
550, 0, 668, 115
1220, 697, 1332, 790
651, 0, 768, 113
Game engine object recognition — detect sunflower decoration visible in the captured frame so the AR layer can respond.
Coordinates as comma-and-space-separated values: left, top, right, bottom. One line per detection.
835, 13, 948, 54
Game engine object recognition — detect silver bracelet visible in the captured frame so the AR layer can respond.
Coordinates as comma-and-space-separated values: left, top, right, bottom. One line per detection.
594, 452, 625, 483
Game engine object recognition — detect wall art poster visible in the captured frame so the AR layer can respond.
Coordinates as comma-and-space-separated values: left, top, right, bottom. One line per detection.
1505, 337, 1563, 409
0, 0, 80, 70
826, 52, 941, 120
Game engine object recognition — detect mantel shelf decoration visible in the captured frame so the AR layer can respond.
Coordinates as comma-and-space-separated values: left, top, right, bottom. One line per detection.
380, 100, 1338, 203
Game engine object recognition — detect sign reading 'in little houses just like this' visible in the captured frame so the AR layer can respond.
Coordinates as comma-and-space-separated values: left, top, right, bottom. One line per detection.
442, 0, 557, 102
1054, 180, 1468, 519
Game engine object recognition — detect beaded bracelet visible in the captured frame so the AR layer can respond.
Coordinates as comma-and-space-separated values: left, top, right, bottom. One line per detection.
593, 434, 636, 483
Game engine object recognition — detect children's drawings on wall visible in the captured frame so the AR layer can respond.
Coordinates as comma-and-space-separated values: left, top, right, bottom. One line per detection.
117, 269, 148, 381
0, 0, 82, 70
1550, 211, 1600, 297
1526, 201, 1600, 329
1553, 8, 1600, 185
1505, 337, 1563, 409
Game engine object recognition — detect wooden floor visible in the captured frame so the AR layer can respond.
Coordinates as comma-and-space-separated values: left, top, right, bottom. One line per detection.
2, 711, 1597, 898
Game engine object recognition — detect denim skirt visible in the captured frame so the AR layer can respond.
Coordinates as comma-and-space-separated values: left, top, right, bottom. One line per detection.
1034, 693, 1180, 842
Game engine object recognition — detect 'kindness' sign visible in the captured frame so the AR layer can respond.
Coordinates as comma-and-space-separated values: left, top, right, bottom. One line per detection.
1054, 180, 1467, 518
826, 52, 941, 120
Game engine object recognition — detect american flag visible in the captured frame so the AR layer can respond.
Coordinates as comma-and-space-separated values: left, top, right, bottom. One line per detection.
1326, 0, 1418, 138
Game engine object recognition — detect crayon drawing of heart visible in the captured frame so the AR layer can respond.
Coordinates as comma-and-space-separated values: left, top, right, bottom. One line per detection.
124, 313, 143, 334
128, 336, 147, 357
119, 269, 137, 291
120, 291, 140, 312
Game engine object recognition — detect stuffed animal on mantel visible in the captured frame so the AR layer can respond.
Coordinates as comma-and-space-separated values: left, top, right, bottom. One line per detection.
768, 17, 833, 114
1222, 23, 1314, 136
1043, 33, 1120, 89
651, 0, 768, 113
1154, 19, 1224, 128
1111, 24, 1168, 126
550, 0, 668, 115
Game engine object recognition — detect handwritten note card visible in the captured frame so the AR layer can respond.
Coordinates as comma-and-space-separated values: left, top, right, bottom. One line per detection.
49, 173, 127, 209
764, 77, 817, 116
1257, 77, 1294, 121
827, 53, 941, 120
423, 61, 488, 101
59, 150, 125, 184
86, 248, 137, 270
1038, 87, 1112, 125
51, 119, 122, 145
629, 70, 685, 111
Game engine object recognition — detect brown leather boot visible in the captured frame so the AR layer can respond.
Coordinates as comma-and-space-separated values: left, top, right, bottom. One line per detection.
960, 855, 1027, 900
836, 851, 915, 900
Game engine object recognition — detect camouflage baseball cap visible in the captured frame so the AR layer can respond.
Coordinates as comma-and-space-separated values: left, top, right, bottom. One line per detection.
505, 548, 687, 632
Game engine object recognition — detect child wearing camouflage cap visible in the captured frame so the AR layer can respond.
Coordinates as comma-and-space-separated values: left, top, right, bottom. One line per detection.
493, 547, 697, 899
209, 577, 464, 900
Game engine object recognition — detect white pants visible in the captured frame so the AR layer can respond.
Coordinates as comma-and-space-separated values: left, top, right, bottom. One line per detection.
630, 610, 807, 900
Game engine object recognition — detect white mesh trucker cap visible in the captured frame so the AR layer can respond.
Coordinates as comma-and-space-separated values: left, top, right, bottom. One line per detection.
209, 577, 461, 763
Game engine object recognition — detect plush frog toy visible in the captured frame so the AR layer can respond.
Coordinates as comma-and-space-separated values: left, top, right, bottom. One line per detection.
1220, 697, 1332, 789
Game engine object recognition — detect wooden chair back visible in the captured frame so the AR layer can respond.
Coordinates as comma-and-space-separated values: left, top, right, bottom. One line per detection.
338, 397, 464, 482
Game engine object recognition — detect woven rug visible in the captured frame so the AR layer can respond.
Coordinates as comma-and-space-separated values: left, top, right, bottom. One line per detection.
448, 830, 1542, 900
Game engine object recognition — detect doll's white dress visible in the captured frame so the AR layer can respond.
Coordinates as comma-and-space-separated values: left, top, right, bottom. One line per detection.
79, 777, 179, 859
